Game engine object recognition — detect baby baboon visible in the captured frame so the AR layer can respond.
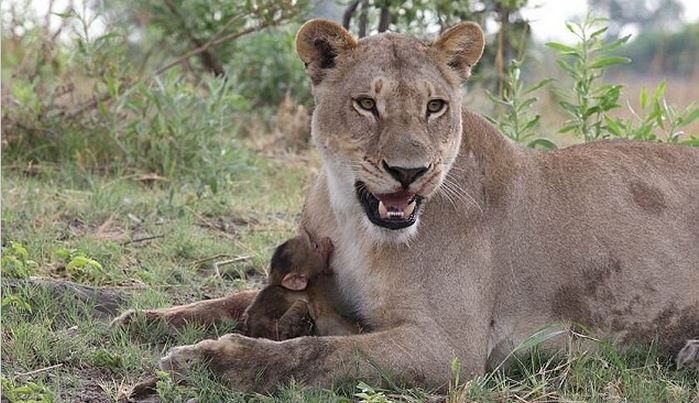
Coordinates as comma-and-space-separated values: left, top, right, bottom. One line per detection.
243, 230, 358, 340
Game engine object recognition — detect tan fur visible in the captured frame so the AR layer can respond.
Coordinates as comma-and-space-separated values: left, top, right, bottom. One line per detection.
124, 20, 699, 391
110, 290, 258, 329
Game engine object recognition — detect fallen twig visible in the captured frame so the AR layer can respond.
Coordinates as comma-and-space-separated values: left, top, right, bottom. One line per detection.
15, 363, 64, 377
192, 254, 234, 266
121, 234, 164, 246
213, 255, 253, 277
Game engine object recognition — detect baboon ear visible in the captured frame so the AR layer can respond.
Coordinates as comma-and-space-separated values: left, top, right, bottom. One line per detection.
296, 19, 357, 85
433, 22, 485, 81
282, 273, 308, 291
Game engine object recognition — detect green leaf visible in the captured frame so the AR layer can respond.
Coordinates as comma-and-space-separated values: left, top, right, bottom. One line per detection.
10, 241, 29, 260
559, 101, 580, 116
654, 81, 667, 99
545, 42, 578, 56
604, 116, 624, 137
518, 97, 538, 112
590, 27, 608, 38
527, 138, 558, 149
679, 106, 699, 127
523, 78, 555, 95
483, 115, 498, 125
600, 34, 632, 52
680, 136, 699, 147
639, 87, 648, 110
559, 122, 579, 133
522, 115, 541, 131
589, 56, 630, 69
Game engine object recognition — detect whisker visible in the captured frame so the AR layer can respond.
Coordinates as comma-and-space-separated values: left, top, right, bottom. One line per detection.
440, 175, 484, 215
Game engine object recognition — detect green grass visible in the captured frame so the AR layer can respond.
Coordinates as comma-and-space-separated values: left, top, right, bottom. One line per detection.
3, 148, 698, 402
1, 153, 316, 402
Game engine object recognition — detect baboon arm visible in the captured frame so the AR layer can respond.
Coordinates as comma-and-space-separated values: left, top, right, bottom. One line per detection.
278, 300, 310, 325
111, 290, 258, 328
313, 309, 360, 336
276, 300, 313, 339
160, 323, 484, 393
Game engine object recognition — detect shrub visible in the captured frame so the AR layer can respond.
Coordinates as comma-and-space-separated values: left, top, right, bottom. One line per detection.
488, 13, 699, 146
1, 0, 308, 180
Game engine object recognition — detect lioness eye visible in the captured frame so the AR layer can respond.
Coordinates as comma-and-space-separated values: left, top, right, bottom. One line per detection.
427, 99, 446, 114
356, 97, 376, 111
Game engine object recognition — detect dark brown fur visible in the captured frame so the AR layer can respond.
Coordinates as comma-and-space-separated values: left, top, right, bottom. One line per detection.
243, 233, 358, 340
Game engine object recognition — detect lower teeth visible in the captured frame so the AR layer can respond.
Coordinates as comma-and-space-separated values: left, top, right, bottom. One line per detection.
387, 211, 404, 219
377, 200, 417, 220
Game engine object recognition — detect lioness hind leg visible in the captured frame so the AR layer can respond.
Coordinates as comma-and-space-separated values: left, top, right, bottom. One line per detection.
677, 339, 699, 371
111, 290, 259, 330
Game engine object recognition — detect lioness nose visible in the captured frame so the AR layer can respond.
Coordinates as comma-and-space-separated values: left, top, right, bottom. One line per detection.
382, 161, 429, 188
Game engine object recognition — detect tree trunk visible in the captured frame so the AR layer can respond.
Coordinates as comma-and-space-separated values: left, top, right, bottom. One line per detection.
358, 0, 368, 38
378, 6, 391, 32
342, 0, 360, 30
495, 7, 511, 98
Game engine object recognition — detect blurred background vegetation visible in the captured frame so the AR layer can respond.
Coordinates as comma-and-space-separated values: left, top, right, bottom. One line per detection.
2, 0, 698, 182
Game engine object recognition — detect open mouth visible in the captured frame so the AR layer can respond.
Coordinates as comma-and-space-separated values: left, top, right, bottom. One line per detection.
355, 181, 424, 230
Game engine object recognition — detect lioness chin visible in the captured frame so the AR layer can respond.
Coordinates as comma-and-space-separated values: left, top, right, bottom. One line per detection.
116, 20, 699, 392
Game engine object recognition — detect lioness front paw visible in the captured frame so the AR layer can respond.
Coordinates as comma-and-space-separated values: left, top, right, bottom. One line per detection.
110, 309, 160, 330
159, 334, 285, 392
110, 309, 139, 328
159, 344, 207, 379
677, 339, 699, 371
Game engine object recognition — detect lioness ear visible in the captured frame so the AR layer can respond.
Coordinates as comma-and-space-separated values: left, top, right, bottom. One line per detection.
296, 19, 357, 85
434, 22, 485, 81
281, 273, 308, 291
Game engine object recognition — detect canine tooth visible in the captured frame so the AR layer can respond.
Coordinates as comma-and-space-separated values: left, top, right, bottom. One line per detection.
378, 201, 388, 219
403, 201, 416, 216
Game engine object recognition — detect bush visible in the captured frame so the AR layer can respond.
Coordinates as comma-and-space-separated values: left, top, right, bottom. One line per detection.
488, 14, 699, 146
1, 0, 308, 180
227, 26, 312, 107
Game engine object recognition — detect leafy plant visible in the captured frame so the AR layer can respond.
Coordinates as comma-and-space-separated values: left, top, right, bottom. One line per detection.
355, 381, 393, 403
1, 0, 294, 179
547, 14, 631, 142
2, 294, 33, 314
55, 247, 107, 284
605, 82, 699, 144
1, 377, 55, 403
228, 26, 311, 107
486, 59, 556, 149
1, 241, 38, 279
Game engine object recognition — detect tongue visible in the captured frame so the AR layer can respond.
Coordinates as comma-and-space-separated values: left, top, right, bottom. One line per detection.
376, 191, 413, 210
376, 191, 416, 220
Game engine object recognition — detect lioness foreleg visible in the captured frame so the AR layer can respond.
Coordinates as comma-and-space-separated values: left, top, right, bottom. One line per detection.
111, 290, 258, 329
159, 324, 484, 393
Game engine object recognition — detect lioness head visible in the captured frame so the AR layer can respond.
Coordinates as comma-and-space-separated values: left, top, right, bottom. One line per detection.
296, 20, 484, 243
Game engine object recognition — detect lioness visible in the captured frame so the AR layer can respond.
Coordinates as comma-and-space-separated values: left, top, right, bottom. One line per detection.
115, 20, 699, 391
